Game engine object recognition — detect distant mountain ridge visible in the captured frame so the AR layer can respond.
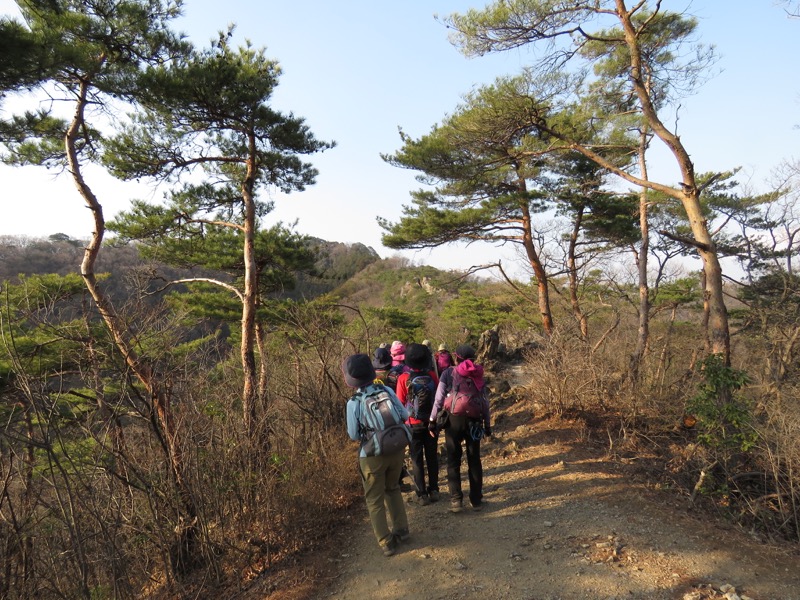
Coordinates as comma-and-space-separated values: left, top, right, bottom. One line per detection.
0, 234, 382, 300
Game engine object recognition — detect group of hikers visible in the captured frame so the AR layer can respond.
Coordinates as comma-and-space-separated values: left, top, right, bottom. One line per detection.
342, 339, 492, 557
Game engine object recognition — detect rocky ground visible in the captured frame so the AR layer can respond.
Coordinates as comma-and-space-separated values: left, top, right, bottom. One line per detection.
251, 368, 800, 600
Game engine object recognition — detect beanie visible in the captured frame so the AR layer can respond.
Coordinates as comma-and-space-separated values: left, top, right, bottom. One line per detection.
390, 340, 406, 359
455, 344, 476, 361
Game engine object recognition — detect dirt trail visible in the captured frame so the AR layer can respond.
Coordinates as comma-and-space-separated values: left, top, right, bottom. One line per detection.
315, 379, 800, 600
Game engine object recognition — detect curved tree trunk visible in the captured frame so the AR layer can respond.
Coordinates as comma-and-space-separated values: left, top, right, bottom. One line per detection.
618, 0, 730, 364
67, 79, 200, 575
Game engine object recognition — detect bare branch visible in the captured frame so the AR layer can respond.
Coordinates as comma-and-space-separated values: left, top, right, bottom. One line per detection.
657, 229, 711, 252
147, 277, 244, 302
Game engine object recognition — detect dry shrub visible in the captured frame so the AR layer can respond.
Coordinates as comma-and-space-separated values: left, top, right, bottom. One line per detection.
522, 328, 618, 418
747, 386, 800, 541
519, 323, 694, 425
142, 349, 363, 598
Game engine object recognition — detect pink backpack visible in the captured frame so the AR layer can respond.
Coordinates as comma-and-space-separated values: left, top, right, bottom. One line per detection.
447, 371, 485, 419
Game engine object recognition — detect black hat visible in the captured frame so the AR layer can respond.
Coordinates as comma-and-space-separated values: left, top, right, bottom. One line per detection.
372, 347, 392, 370
404, 343, 430, 370
342, 354, 376, 388
455, 344, 476, 361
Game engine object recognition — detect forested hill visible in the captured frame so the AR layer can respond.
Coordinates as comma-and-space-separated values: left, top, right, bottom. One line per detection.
0, 234, 380, 298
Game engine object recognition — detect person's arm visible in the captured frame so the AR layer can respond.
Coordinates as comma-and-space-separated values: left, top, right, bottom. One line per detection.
430, 369, 451, 422
395, 373, 409, 405
481, 388, 492, 436
346, 397, 361, 441
387, 386, 409, 421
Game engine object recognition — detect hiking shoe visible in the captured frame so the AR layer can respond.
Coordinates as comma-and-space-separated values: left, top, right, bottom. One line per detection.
409, 494, 431, 506
449, 499, 463, 513
381, 535, 398, 557
394, 527, 410, 542
429, 490, 440, 502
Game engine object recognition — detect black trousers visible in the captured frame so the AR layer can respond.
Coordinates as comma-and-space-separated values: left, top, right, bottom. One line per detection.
444, 414, 483, 506
409, 425, 439, 496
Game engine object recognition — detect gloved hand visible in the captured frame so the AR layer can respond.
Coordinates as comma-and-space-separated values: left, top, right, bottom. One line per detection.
484, 426, 492, 438
428, 421, 438, 437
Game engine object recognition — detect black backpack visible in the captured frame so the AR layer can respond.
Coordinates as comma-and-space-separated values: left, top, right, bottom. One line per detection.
406, 369, 436, 421
382, 364, 404, 392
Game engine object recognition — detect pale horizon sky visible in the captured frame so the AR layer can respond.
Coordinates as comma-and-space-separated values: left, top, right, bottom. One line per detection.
1, 1, 798, 277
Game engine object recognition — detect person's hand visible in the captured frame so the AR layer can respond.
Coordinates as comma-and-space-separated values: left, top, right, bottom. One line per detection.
428, 421, 438, 437
484, 426, 492, 438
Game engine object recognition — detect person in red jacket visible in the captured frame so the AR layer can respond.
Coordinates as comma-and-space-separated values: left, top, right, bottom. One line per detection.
395, 343, 440, 505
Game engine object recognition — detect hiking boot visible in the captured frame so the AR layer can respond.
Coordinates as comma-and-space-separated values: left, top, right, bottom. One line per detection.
471, 502, 483, 512
394, 527, 410, 542
429, 490, 440, 502
381, 535, 398, 557
449, 499, 463, 513
408, 493, 431, 506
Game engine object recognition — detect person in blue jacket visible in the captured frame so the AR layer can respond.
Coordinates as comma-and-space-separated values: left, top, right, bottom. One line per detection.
344, 353, 410, 556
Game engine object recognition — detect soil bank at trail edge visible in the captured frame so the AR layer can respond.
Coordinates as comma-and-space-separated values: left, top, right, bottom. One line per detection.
318, 413, 800, 600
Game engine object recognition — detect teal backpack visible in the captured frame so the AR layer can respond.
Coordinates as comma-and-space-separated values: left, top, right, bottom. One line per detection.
356, 385, 411, 456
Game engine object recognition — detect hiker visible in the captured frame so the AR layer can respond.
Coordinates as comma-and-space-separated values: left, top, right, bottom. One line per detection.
374, 345, 412, 487
429, 344, 492, 513
396, 343, 440, 505
389, 340, 405, 366
421, 339, 437, 375
434, 343, 453, 374
372, 346, 392, 383
343, 353, 411, 557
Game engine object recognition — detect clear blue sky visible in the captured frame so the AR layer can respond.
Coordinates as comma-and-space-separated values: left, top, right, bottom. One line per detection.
1, 1, 798, 274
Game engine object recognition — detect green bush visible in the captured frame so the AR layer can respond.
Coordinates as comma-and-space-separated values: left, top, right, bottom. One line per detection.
687, 353, 756, 454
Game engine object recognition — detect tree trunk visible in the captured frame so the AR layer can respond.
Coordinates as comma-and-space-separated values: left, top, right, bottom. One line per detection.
519, 177, 554, 335
629, 133, 651, 381
567, 206, 588, 339
618, 0, 730, 364
66, 79, 200, 575
240, 133, 259, 439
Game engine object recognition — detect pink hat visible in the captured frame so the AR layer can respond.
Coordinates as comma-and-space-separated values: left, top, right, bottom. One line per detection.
390, 340, 405, 361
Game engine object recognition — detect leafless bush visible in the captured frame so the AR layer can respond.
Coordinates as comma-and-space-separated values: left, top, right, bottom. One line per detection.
515, 305, 707, 461
523, 328, 615, 417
